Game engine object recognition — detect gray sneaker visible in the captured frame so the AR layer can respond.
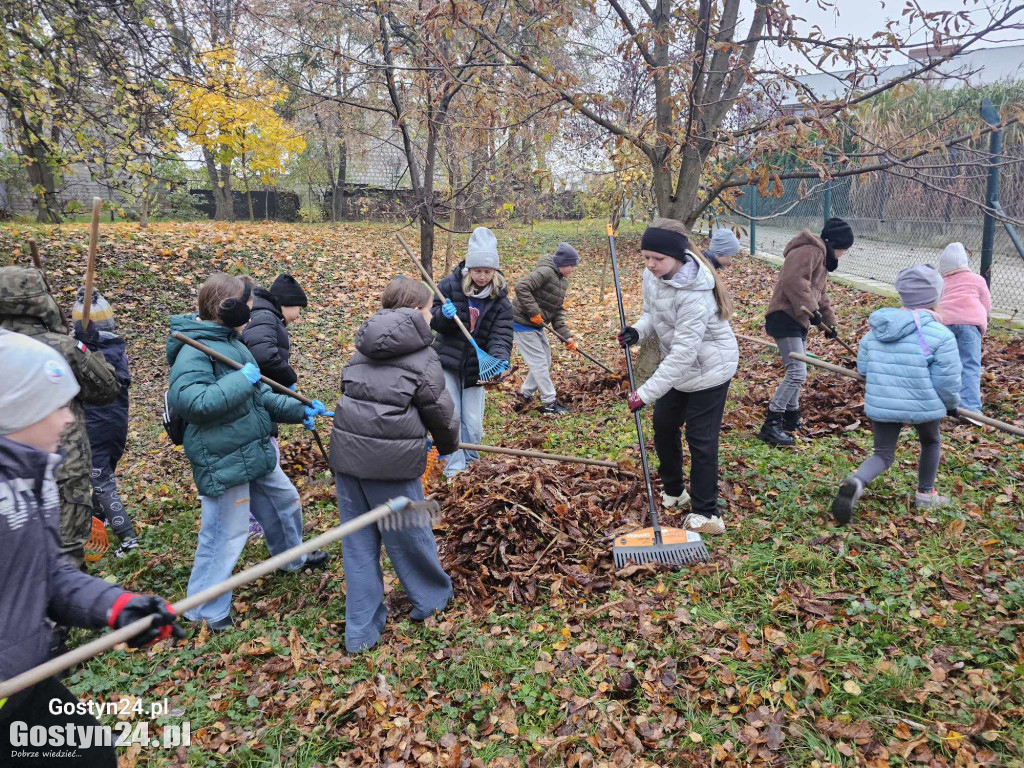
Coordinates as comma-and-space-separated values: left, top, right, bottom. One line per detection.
915, 490, 949, 508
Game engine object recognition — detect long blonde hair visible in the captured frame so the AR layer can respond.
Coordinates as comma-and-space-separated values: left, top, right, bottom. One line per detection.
651, 217, 733, 321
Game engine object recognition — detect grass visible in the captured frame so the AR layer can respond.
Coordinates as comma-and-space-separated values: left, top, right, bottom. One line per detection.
1, 218, 1021, 766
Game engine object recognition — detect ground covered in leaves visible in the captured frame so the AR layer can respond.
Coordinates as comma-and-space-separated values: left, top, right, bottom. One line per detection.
1, 220, 1022, 768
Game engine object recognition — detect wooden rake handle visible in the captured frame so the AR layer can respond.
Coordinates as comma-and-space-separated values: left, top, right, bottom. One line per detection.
396, 233, 475, 346
799, 305, 857, 357
0, 496, 425, 701
81, 197, 102, 330
787, 352, 1024, 438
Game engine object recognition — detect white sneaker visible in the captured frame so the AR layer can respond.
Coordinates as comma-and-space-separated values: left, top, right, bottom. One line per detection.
682, 513, 726, 535
915, 490, 949, 509
661, 490, 690, 509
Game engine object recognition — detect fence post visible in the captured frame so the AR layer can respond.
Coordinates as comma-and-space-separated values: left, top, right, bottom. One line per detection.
823, 179, 833, 223
980, 99, 1002, 288
749, 186, 757, 255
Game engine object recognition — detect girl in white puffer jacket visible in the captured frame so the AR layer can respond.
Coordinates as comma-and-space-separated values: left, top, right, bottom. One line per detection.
617, 219, 738, 535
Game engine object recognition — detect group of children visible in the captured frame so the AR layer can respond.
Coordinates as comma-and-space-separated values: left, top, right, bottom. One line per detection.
742, 217, 992, 523
0, 217, 997, 747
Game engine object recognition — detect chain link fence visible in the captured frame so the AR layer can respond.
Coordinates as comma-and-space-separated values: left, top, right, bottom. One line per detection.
708, 146, 1024, 318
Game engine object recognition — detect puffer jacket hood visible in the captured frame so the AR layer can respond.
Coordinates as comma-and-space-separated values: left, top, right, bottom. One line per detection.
632, 254, 738, 401
868, 307, 921, 343
857, 308, 962, 423
166, 314, 306, 497
356, 307, 434, 360
331, 308, 460, 481
0, 266, 64, 333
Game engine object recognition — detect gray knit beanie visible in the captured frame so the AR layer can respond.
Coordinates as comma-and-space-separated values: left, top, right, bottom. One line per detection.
465, 227, 500, 270
0, 330, 80, 434
552, 242, 580, 268
895, 264, 944, 309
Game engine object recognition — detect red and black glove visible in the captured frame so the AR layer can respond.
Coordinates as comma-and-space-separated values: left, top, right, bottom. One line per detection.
565, 339, 577, 351
808, 310, 824, 326
627, 391, 645, 413
108, 594, 186, 648
617, 327, 639, 347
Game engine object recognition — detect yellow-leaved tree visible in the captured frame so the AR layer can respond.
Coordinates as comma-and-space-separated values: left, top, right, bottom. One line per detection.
173, 49, 305, 221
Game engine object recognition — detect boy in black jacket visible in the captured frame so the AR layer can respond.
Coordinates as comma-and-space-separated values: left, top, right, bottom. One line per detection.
72, 288, 138, 557
0, 330, 182, 767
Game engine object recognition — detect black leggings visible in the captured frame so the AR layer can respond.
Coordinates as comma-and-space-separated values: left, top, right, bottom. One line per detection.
652, 380, 731, 517
0, 677, 117, 767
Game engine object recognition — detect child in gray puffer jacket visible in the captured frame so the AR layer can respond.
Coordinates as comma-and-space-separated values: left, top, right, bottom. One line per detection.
329, 276, 460, 652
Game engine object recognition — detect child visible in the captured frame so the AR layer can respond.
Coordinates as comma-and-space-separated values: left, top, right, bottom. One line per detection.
167, 272, 330, 632
0, 266, 121, 569
0, 330, 182, 767
512, 241, 579, 415
242, 273, 309, 537
937, 243, 991, 413
616, 219, 738, 535
72, 288, 139, 558
702, 228, 741, 270
430, 227, 513, 477
759, 217, 855, 446
329, 276, 460, 652
831, 265, 961, 525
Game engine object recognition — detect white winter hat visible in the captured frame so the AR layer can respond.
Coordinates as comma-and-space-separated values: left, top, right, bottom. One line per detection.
0, 330, 80, 435
465, 227, 500, 270
939, 242, 970, 276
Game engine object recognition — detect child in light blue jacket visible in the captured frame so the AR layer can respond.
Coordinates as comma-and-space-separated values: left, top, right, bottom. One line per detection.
831, 265, 961, 525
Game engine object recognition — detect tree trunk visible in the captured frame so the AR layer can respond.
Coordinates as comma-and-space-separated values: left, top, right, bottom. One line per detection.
333, 139, 347, 221
16, 113, 61, 223
202, 148, 233, 221
242, 161, 255, 222
419, 213, 435, 279
634, 336, 661, 390
139, 179, 150, 229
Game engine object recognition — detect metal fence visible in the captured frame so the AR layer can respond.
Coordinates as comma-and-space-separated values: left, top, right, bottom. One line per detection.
706, 145, 1024, 318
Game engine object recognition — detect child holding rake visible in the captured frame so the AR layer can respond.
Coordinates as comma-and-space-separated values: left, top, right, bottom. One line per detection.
831, 265, 961, 525
430, 227, 513, 477
330, 276, 460, 652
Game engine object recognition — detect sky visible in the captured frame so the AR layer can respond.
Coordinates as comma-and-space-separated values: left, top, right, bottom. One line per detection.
745, 0, 1024, 71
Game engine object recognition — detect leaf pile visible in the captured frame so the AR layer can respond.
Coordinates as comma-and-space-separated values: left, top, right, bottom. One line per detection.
435, 458, 646, 611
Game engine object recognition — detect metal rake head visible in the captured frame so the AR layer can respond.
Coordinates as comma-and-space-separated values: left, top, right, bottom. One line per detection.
380, 500, 442, 531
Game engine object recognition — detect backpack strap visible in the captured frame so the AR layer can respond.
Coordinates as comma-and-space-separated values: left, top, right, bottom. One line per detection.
910, 310, 932, 357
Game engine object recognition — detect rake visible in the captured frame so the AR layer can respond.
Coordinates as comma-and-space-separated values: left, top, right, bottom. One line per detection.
606, 224, 710, 569
397, 233, 509, 382
84, 515, 109, 563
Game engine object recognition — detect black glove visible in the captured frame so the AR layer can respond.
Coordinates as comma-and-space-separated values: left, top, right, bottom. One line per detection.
108, 594, 186, 648
824, 327, 838, 339
947, 408, 960, 418
74, 321, 101, 351
617, 327, 639, 347
808, 310, 824, 327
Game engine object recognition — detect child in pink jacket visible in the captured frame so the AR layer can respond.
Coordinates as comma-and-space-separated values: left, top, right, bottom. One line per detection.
937, 243, 991, 412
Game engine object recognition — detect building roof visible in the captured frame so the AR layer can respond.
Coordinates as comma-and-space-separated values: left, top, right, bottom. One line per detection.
780, 43, 1024, 107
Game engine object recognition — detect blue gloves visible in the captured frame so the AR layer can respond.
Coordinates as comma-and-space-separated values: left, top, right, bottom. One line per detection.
441, 299, 458, 319
425, 436, 434, 452
303, 399, 333, 430
240, 363, 262, 385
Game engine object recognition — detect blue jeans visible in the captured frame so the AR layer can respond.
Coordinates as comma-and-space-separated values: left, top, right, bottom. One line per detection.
441, 370, 485, 476
949, 324, 983, 412
336, 473, 452, 652
185, 463, 308, 622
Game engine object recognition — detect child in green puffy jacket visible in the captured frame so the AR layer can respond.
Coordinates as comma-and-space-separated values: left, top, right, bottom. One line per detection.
167, 272, 331, 632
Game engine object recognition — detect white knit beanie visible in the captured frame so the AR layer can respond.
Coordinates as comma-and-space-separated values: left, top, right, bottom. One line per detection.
0, 330, 80, 434
465, 227, 500, 270
939, 242, 970, 276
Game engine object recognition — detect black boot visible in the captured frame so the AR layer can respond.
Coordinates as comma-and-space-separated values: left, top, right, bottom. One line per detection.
783, 408, 802, 433
758, 410, 795, 446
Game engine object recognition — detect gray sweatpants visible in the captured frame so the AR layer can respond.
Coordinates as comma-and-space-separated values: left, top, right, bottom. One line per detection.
769, 335, 807, 411
853, 420, 942, 493
515, 329, 556, 404
335, 473, 453, 653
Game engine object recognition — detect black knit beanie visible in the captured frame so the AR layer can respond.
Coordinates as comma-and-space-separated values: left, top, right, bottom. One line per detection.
269, 274, 308, 307
820, 217, 854, 250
